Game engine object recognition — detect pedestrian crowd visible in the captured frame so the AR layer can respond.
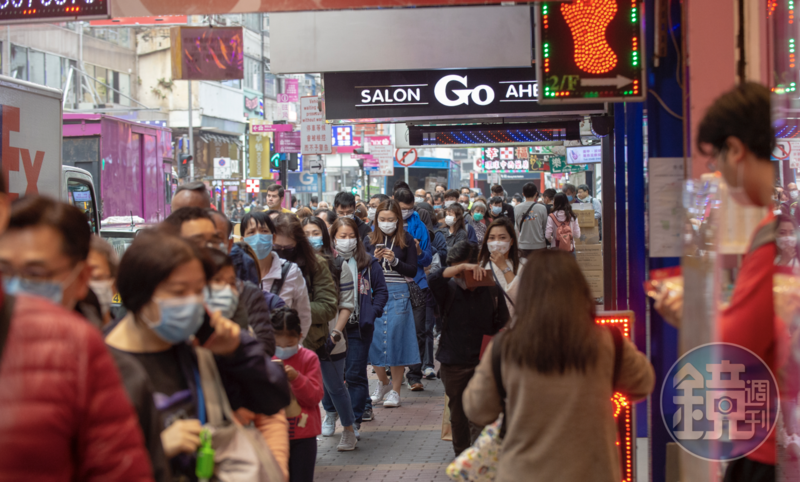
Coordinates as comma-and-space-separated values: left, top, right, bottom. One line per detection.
0, 168, 653, 482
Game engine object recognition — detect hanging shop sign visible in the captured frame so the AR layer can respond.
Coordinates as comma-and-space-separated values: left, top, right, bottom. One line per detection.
250, 121, 293, 134
536, 1, 646, 103
0, 0, 110, 25
171, 27, 244, 81
324, 67, 602, 123
550, 157, 589, 173
300, 96, 332, 155
275, 131, 302, 153
475, 147, 535, 173
566, 144, 602, 164
248, 131, 272, 179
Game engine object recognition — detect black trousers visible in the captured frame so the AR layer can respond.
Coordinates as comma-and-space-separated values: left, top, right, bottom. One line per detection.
289, 437, 317, 482
723, 458, 775, 482
407, 288, 433, 384
440, 363, 484, 455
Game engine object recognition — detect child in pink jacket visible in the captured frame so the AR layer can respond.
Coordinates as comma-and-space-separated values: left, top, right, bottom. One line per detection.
270, 307, 323, 482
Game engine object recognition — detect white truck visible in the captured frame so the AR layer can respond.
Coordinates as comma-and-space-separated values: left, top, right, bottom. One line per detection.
0, 75, 99, 232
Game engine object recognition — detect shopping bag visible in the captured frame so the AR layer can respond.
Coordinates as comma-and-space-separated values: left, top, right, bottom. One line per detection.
446, 414, 504, 482
195, 347, 284, 482
441, 394, 453, 441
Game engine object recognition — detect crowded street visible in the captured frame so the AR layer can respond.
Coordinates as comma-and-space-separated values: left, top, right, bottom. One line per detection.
0, 1, 796, 482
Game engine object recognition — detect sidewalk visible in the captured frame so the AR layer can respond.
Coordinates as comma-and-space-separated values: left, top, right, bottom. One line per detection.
315, 371, 455, 481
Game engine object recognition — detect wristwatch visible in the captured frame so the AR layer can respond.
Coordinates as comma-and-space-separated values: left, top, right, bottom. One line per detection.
502, 266, 513, 274
332, 330, 343, 343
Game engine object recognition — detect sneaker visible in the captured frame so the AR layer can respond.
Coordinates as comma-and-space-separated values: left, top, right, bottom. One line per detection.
383, 390, 401, 407
408, 380, 424, 391
322, 412, 338, 437
370, 381, 392, 404
362, 407, 374, 422
337, 430, 358, 451
423, 367, 437, 380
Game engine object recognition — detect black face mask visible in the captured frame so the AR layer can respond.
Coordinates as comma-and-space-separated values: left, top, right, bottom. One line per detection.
274, 246, 298, 261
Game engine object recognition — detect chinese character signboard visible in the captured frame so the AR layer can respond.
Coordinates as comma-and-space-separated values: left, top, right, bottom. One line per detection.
171, 27, 244, 81
300, 96, 332, 155
369, 135, 394, 176
250, 121, 293, 134
476, 147, 532, 173
536, 1, 645, 103
567, 145, 602, 164
661, 343, 778, 461
248, 131, 272, 179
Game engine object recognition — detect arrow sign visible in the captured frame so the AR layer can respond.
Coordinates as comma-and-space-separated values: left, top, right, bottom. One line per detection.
580, 75, 633, 90
307, 158, 324, 174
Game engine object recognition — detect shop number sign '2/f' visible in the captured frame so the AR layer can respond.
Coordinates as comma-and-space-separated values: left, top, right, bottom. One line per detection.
535, 0, 645, 103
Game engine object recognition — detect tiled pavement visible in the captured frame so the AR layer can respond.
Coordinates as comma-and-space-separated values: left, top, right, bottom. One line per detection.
314, 369, 456, 481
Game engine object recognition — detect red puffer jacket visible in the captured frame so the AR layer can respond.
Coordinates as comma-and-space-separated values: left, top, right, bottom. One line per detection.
0, 294, 154, 481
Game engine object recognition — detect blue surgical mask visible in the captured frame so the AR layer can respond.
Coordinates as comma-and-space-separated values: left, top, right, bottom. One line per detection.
205, 285, 239, 320
491, 206, 502, 215
244, 233, 274, 260
144, 295, 205, 344
3, 264, 82, 305
275, 344, 299, 360
308, 236, 324, 250
567, 195, 574, 202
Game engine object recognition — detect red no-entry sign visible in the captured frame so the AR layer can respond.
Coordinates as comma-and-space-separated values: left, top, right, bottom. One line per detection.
395, 148, 418, 167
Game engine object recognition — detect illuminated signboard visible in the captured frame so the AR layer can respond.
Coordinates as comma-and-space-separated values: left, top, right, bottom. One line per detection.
477, 147, 532, 173
566, 144, 602, 164
170, 27, 244, 81
535, 1, 645, 103
0, 0, 110, 24
596, 311, 635, 482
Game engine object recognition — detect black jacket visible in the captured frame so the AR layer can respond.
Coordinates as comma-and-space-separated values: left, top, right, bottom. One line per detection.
415, 205, 435, 229
238, 281, 276, 357
354, 215, 372, 242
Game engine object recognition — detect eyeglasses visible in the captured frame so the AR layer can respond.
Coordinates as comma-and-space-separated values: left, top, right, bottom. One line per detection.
0, 261, 77, 283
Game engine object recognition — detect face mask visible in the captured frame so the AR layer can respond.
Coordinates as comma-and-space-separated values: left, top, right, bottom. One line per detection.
792, 190, 799, 200
778, 236, 798, 251
379, 221, 397, 235
274, 246, 297, 261
567, 195, 574, 202
402, 209, 414, 220
444, 200, 455, 208
488, 241, 511, 255
473, 212, 484, 221
491, 206, 502, 215
415, 196, 425, 204
244, 233, 273, 260
308, 236, 324, 250
342, 213, 355, 220
445, 215, 456, 227
3, 264, 82, 306
460, 202, 469, 210
89, 279, 115, 315
275, 344, 299, 360
335, 238, 358, 258
368, 207, 377, 221
511, 201, 518, 207
144, 295, 205, 344
453, 277, 467, 290
434, 204, 443, 210
205, 285, 239, 320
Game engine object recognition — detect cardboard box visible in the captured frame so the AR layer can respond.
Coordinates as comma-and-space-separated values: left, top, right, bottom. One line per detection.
576, 247, 603, 271
583, 269, 604, 299
576, 209, 596, 228
576, 225, 601, 245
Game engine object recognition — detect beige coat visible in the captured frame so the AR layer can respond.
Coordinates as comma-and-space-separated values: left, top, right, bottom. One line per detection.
463, 329, 655, 482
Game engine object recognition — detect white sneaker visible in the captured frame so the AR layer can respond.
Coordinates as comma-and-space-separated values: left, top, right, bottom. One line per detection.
383, 390, 401, 407
370, 381, 392, 404
322, 412, 338, 437
337, 429, 358, 451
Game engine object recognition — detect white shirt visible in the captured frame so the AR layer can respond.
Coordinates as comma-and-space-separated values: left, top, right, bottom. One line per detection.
260, 252, 312, 342
481, 257, 526, 292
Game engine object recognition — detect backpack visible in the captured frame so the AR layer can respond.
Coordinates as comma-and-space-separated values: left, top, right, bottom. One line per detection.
550, 213, 574, 252
517, 202, 539, 232
268, 260, 294, 296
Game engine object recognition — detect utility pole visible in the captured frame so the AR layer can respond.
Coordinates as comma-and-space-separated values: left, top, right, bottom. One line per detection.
188, 80, 194, 180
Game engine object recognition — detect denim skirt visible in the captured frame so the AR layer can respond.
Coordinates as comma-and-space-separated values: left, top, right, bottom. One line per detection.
368, 282, 421, 367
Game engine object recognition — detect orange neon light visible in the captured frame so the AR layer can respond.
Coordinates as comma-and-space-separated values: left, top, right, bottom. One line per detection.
561, 0, 619, 74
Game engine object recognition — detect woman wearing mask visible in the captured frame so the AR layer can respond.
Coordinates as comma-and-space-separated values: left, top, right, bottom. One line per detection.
364, 200, 420, 408
776, 215, 800, 267
545, 193, 581, 252
479, 219, 524, 292
444, 203, 470, 250
105, 230, 290, 481
302, 216, 335, 258
429, 241, 509, 455
273, 213, 338, 357
463, 251, 654, 482
469, 202, 489, 244
87, 235, 120, 324
328, 218, 389, 431
242, 211, 313, 342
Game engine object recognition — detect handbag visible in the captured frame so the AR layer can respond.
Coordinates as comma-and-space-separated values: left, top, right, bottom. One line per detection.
195, 347, 285, 482
405, 277, 426, 309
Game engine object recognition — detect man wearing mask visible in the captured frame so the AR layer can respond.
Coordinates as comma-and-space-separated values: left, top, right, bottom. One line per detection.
436, 184, 447, 195
542, 188, 557, 215
490, 184, 515, 219
563, 183, 579, 203
415, 188, 436, 227
87, 235, 121, 325
369, 194, 390, 224
393, 181, 434, 229
433, 193, 445, 211
445, 190, 478, 244
654, 82, 782, 482
515, 182, 548, 257
163, 207, 224, 249
0, 195, 155, 480
310, 195, 319, 211
577, 184, 602, 221
335, 191, 372, 240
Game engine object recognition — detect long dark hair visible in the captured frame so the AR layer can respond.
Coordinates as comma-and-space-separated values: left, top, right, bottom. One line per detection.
367, 199, 408, 249
241, 210, 277, 236
552, 192, 577, 220
274, 213, 319, 276
446, 203, 467, 234
330, 217, 373, 271
503, 250, 598, 374
478, 218, 520, 273
302, 216, 334, 258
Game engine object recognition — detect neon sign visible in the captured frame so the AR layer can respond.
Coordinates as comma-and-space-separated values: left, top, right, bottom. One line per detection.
596, 311, 635, 482
0, 0, 109, 24
536, 0, 645, 103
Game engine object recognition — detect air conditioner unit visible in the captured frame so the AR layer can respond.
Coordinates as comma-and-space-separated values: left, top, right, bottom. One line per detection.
304, 79, 312, 87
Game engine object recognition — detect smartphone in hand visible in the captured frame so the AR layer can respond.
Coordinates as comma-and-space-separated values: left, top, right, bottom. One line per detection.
194, 305, 215, 345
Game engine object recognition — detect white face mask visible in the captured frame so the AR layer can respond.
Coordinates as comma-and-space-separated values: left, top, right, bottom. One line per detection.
335, 238, 358, 257
379, 221, 397, 235
460, 202, 469, 210
444, 200, 455, 208
488, 241, 511, 255
445, 215, 456, 227
368, 207, 377, 220
89, 279, 115, 316
415, 196, 425, 204
778, 236, 798, 251
402, 209, 414, 220
792, 190, 799, 201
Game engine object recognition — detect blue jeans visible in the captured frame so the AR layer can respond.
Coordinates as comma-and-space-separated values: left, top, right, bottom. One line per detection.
320, 357, 355, 428
344, 325, 374, 423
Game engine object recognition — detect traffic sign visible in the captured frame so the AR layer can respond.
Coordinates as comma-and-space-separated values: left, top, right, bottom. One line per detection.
774, 140, 791, 161
307, 156, 325, 174
246, 179, 261, 193
395, 148, 418, 167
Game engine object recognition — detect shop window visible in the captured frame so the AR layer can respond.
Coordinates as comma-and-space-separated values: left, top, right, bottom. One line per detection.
10, 45, 27, 81
28, 50, 44, 86
45, 53, 61, 89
